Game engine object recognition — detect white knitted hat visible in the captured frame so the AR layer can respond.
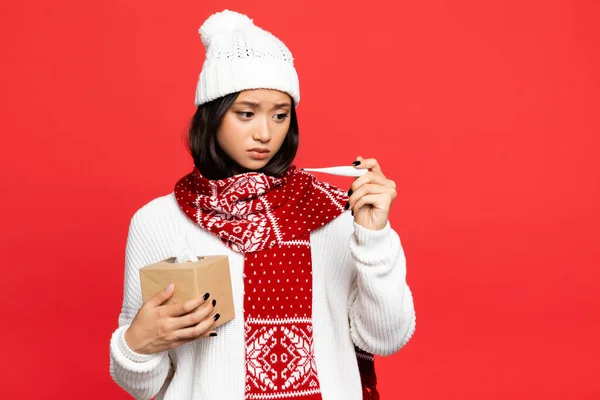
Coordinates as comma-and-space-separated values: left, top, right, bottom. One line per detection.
194, 10, 300, 107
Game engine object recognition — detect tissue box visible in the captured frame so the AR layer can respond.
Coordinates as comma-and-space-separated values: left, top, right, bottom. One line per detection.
139, 255, 235, 329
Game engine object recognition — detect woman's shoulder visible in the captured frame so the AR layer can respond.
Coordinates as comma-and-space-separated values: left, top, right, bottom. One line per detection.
129, 192, 182, 228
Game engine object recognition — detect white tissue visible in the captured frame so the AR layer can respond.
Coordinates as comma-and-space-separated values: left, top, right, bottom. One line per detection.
175, 234, 199, 263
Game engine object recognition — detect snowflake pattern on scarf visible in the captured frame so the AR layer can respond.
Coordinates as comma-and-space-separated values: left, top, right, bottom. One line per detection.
175, 166, 378, 399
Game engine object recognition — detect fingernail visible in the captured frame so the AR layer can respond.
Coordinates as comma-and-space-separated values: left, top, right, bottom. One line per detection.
344, 201, 349, 210
351, 210, 354, 216
352, 161, 361, 166
213, 313, 221, 321
203, 293, 210, 301
212, 299, 217, 307
209, 332, 217, 337
348, 189, 353, 196
165, 283, 174, 293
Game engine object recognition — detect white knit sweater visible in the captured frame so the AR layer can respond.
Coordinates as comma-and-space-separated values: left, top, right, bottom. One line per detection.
109, 192, 416, 400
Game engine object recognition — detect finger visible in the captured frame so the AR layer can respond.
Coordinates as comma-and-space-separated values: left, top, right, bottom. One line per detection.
165, 292, 211, 317
169, 339, 191, 349
352, 156, 363, 169
353, 191, 396, 212
173, 313, 219, 340
171, 298, 217, 330
348, 184, 393, 209
350, 172, 392, 194
353, 157, 385, 177
167, 336, 203, 349
147, 283, 175, 308
169, 329, 218, 349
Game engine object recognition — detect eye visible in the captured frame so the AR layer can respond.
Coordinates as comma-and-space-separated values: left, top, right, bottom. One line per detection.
274, 113, 289, 122
236, 111, 254, 119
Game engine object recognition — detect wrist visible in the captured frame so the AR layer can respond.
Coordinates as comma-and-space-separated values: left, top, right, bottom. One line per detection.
353, 220, 391, 244
123, 326, 148, 355
111, 325, 164, 367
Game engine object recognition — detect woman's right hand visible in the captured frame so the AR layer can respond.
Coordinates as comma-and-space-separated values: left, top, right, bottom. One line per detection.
124, 284, 220, 355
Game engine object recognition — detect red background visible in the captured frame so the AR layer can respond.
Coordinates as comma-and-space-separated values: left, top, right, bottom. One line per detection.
1, 0, 599, 398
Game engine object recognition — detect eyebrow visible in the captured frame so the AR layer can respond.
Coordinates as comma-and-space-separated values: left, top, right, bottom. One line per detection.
233, 100, 292, 109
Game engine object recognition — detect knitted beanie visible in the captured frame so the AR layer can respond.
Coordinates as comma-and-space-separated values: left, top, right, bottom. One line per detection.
194, 10, 300, 107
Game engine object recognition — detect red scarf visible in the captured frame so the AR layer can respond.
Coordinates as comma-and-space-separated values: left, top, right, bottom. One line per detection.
175, 166, 379, 399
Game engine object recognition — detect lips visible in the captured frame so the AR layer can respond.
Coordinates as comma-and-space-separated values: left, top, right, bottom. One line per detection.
247, 148, 270, 160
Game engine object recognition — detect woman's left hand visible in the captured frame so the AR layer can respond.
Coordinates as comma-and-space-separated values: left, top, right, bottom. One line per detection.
347, 156, 397, 231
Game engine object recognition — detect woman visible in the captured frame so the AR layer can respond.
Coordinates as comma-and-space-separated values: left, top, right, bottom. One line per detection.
109, 9, 415, 400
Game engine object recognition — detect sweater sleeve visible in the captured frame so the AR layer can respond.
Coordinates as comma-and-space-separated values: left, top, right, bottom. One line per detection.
348, 220, 416, 356
109, 208, 173, 399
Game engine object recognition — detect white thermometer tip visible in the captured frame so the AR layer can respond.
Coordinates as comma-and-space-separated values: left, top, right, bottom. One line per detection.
302, 166, 368, 177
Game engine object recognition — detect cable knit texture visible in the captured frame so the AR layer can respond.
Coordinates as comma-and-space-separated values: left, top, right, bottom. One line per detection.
110, 193, 416, 400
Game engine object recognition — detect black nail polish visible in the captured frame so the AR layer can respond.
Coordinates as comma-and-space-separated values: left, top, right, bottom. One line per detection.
209, 332, 217, 337
348, 189, 353, 196
213, 313, 221, 321
212, 299, 217, 307
203, 293, 210, 301
351, 210, 354, 216
344, 201, 349, 210
352, 161, 361, 166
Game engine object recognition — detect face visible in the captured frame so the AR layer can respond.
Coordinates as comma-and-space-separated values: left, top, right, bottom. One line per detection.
217, 89, 292, 174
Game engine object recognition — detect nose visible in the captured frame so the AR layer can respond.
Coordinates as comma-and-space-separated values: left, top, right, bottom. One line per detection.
252, 117, 271, 143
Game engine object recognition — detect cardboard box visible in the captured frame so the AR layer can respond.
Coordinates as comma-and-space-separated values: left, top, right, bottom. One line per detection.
139, 255, 235, 329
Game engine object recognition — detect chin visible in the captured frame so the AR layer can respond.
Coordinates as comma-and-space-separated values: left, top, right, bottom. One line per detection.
238, 158, 270, 172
